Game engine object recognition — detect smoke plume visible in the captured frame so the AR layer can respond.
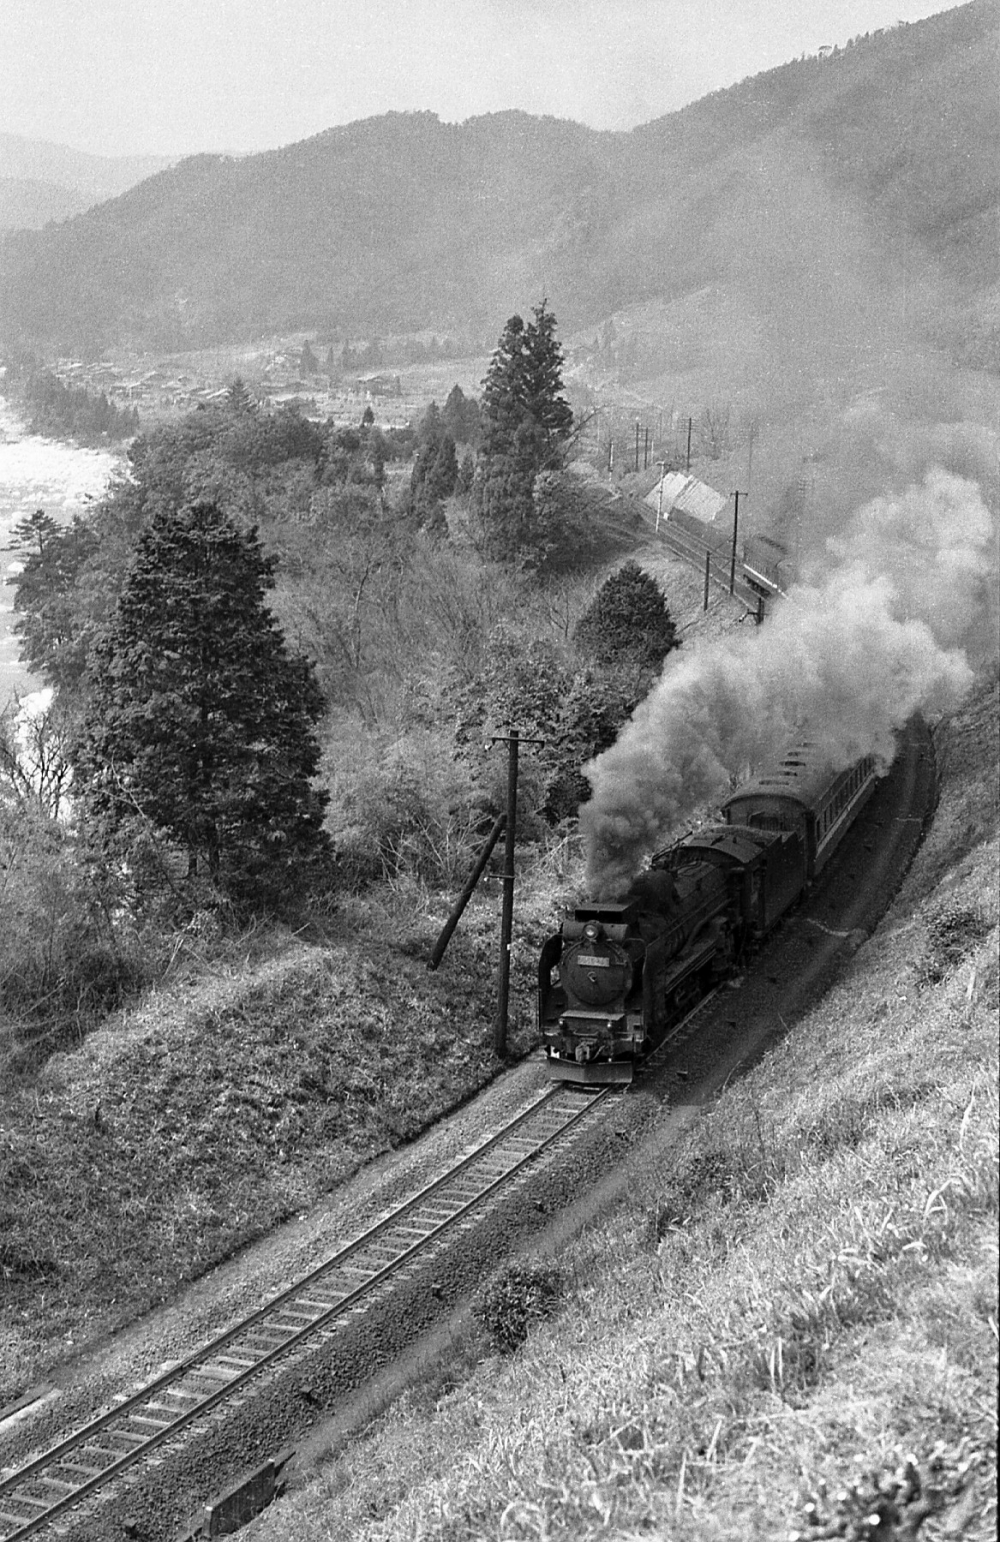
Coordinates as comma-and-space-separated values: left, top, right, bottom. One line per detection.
580, 466, 996, 898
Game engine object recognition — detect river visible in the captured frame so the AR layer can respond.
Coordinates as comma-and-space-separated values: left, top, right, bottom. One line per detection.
0, 399, 120, 708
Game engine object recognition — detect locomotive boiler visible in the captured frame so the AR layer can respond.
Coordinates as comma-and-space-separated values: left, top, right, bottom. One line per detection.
540, 742, 880, 1083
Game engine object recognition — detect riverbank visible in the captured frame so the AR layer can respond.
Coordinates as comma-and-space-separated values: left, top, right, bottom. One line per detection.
0, 398, 120, 703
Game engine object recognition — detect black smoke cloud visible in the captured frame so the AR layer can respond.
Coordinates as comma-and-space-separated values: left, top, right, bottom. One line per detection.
580, 460, 997, 898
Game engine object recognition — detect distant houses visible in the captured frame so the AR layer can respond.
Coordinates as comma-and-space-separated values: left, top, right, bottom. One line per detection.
352, 374, 402, 398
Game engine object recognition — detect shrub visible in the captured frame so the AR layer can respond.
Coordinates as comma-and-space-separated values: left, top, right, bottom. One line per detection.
916, 897, 993, 986
542, 662, 648, 820
574, 559, 680, 671
475, 1260, 565, 1352
331, 733, 483, 889
0, 804, 147, 1071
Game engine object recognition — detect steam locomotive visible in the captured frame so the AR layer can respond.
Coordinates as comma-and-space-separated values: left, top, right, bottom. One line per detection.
539, 742, 880, 1083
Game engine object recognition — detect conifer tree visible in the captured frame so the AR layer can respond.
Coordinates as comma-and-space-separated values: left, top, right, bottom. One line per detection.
76, 500, 330, 910
574, 560, 681, 671
6, 511, 99, 690
442, 383, 480, 445
477, 301, 573, 563
225, 376, 256, 414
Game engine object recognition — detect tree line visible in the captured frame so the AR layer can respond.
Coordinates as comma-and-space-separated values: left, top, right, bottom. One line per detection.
1, 360, 139, 445
2, 304, 681, 1059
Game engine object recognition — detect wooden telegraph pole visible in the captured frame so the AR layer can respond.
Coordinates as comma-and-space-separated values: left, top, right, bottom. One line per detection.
492, 728, 543, 1057
729, 490, 742, 595
426, 813, 506, 972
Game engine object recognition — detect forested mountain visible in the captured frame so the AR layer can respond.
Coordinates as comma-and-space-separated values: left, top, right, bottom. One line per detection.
0, 2, 995, 358
0, 134, 176, 234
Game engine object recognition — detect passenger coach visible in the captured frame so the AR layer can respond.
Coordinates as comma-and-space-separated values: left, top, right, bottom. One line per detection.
722, 741, 879, 878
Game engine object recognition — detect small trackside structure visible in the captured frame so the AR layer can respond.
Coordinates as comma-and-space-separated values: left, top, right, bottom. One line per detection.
175, 1450, 293, 1539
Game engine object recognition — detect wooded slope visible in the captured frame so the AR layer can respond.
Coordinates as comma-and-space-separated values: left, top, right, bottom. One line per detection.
0, 3, 995, 359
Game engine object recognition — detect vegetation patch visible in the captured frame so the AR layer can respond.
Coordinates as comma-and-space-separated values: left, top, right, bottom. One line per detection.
0, 923, 534, 1405
474, 1261, 565, 1354
915, 896, 994, 987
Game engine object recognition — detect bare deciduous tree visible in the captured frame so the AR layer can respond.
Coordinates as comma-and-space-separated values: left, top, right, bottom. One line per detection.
0, 697, 74, 821
698, 401, 732, 460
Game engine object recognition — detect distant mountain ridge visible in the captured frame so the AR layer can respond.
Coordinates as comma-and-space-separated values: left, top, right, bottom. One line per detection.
0, 133, 178, 236
0, 176, 90, 231
0, 2, 995, 358
0, 133, 176, 199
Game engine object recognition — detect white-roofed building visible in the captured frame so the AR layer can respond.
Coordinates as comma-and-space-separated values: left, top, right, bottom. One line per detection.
645, 471, 729, 527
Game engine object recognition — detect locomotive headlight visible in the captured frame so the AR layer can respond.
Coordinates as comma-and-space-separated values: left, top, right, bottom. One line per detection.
583, 921, 601, 942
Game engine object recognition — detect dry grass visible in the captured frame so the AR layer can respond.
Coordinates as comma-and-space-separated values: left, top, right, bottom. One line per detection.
0, 896, 536, 1406
247, 679, 998, 1542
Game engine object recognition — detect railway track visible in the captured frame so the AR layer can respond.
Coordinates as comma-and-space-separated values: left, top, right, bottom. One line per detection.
643, 988, 722, 1071
635, 502, 766, 612
0, 1083, 616, 1541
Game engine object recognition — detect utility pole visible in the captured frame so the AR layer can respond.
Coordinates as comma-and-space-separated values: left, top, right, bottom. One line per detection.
685, 416, 693, 474
634, 418, 641, 473
655, 459, 667, 531
704, 548, 711, 610
427, 813, 506, 971
729, 490, 742, 595
492, 728, 544, 1057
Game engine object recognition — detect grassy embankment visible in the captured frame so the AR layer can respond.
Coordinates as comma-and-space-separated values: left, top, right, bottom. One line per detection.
248, 675, 998, 1542
0, 461, 656, 1406
0, 880, 553, 1408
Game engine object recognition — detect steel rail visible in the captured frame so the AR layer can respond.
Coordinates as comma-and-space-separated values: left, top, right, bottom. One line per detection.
640, 507, 764, 610
0, 1084, 614, 1540
642, 987, 722, 1070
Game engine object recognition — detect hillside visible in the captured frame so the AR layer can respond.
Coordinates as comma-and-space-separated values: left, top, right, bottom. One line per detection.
0, 3, 995, 362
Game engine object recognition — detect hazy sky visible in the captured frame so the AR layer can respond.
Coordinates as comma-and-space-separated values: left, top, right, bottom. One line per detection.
3, 0, 959, 159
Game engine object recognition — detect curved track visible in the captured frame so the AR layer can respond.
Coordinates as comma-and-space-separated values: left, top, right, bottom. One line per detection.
0, 723, 937, 1540
0, 1084, 614, 1540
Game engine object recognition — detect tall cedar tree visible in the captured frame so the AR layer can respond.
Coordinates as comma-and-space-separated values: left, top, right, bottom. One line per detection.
477, 302, 573, 562
76, 500, 330, 909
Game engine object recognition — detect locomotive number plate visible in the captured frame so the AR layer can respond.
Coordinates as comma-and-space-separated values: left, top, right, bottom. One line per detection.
576, 954, 609, 967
